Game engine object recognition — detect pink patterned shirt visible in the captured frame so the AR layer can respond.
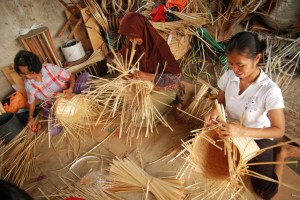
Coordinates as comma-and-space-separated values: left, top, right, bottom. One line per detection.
25, 64, 71, 104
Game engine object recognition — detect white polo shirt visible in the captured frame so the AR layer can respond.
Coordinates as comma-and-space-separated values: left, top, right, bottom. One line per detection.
218, 69, 284, 129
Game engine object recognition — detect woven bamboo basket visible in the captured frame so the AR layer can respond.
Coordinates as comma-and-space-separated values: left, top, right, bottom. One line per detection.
192, 129, 260, 179
193, 129, 230, 179
159, 31, 191, 61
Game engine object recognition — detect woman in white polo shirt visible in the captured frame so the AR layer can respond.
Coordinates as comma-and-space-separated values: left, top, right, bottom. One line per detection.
205, 32, 300, 199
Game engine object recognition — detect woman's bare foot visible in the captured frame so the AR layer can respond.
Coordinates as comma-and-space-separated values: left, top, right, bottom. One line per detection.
280, 144, 300, 159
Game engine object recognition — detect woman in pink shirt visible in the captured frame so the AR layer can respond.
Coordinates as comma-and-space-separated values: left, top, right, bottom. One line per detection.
14, 50, 88, 134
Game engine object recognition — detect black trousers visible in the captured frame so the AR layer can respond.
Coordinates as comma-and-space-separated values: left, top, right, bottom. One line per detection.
248, 139, 278, 200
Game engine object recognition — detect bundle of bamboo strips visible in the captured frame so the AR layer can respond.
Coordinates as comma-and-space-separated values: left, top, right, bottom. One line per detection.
261, 34, 300, 91
86, 75, 172, 143
205, 0, 271, 42
151, 21, 197, 36
0, 125, 45, 187
84, 45, 174, 143
182, 84, 212, 119
66, 49, 105, 73
184, 0, 210, 13
108, 157, 185, 200
171, 11, 210, 27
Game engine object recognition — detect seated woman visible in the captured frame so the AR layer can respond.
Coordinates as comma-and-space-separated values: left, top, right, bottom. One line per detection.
205, 32, 300, 199
117, 12, 182, 113
14, 50, 88, 134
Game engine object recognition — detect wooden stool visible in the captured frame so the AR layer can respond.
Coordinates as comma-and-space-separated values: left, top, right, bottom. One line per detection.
18, 27, 62, 67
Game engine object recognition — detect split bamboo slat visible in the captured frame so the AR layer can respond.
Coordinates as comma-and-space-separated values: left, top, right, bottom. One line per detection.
0, 102, 5, 114
18, 27, 62, 67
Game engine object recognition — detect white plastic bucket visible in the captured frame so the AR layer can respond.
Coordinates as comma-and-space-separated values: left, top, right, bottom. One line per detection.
61, 40, 85, 62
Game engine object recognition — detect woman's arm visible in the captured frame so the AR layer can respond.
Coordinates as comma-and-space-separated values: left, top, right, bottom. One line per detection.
63, 73, 75, 98
218, 108, 285, 139
68, 73, 75, 90
28, 101, 35, 122
27, 100, 38, 131
133, 71, 155, 81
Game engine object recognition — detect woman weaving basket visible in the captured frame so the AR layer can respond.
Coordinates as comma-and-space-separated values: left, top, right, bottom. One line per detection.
205, 32, 300, 199
117, 12, 182, 113
14, 50, 89, 134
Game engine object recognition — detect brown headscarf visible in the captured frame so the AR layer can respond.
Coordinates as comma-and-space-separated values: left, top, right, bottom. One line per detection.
118, 12, 181, 75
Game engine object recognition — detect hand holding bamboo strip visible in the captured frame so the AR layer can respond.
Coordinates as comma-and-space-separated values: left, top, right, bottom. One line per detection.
84, 44, 174, 143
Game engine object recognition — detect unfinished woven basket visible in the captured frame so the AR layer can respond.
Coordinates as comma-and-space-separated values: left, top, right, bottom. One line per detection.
193, 129, 230, 179
159, 31, 191, 60
191, 129, 260, 179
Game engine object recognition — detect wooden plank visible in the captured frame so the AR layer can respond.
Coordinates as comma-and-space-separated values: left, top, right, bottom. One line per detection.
57, 19, 71, 37
0, 102, 5, 115
10, 71, 26, 98
80, 7, 107, 54
69, 0, 82, 10
67, 18, 83, 39
65, 9, 92, 51
2, 64, 27, 98
2, 66, 15, 85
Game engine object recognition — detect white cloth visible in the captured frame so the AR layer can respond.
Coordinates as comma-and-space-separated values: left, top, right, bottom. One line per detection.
218, 68, 284, 129
19, 23, 43, 36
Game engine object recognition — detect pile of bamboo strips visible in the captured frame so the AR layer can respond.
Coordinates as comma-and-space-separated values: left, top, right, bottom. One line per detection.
66, 49, 105, 73
108, 157, 185, 200
86, 74, 172, 143
0, 126, 45, 187
182, 83, 212, 119
261, 34, 300, 91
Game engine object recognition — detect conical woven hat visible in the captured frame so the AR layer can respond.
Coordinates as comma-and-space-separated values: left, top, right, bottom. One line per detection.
55, 95, 92, 123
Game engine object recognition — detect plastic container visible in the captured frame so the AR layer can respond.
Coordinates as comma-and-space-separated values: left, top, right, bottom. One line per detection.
0, 112, 23, 144
61, 39, 85, 62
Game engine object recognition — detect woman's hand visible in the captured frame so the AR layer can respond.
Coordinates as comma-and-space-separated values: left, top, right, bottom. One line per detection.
63, 88, 74, 99
217, 121, 242, 137
27, 118, 41, 132
204, 108, 218, 126
133, 71, 155, 81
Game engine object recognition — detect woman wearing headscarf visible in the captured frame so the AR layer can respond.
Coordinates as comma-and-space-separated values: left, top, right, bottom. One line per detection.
118, 12, 181, 91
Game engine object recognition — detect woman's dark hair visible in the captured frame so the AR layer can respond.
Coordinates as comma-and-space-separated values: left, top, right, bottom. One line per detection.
14, 50, 42, 74
225, 32, 266, 59
0, 180, 33, 200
